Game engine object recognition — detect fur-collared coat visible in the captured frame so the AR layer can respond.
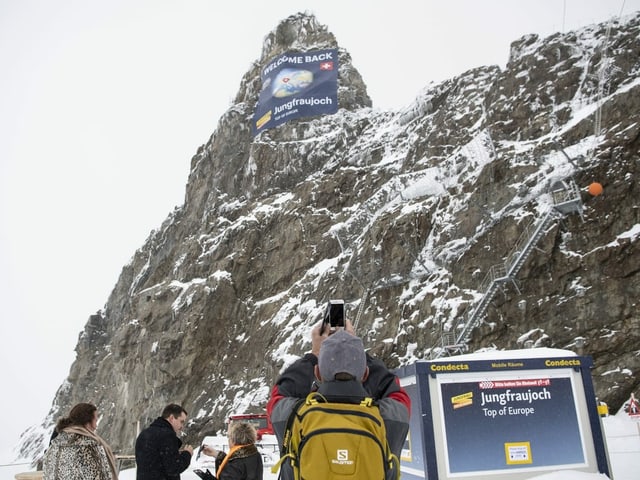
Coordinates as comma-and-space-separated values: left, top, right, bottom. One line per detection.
43, 427, 118, 480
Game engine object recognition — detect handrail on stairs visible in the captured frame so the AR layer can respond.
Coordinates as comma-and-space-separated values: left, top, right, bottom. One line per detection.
431, 178, 584, 358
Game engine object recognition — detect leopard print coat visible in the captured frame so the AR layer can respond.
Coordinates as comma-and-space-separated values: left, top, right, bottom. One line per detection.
43, 430, 114, 480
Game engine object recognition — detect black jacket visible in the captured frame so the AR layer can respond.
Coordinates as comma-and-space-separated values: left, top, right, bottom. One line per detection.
135, 417, 192, 480
215, 444, 263, 480
267, 352, 410, 480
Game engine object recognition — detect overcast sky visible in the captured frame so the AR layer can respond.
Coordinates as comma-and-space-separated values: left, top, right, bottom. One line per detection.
1, 0, 638, 463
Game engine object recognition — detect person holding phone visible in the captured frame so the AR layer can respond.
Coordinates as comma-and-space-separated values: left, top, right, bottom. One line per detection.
266, 314, 411, 480
196, 422, 263, 480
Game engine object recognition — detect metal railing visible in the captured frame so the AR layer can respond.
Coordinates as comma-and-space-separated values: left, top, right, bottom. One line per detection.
431, 178, 583, 358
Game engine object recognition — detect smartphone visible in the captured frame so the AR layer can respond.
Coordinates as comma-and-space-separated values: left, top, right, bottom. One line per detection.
322, 299, 345, 333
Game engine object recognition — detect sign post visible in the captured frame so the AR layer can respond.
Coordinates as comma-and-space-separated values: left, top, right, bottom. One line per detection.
397, 349, 611, 480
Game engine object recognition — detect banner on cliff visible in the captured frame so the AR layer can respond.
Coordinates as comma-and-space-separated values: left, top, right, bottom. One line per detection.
252, 48, 338, 136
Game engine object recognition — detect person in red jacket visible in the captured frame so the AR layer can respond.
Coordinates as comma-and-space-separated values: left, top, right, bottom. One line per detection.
267, 320, 410, 480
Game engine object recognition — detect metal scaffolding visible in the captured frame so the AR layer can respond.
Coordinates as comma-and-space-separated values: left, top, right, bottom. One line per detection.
431, 178, 583, 358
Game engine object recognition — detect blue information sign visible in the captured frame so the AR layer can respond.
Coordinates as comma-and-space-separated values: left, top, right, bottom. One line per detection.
395, 354, 611, 480
440, 374, 585, 473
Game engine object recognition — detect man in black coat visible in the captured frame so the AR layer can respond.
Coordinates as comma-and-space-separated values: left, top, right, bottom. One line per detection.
135, 403, 194, 480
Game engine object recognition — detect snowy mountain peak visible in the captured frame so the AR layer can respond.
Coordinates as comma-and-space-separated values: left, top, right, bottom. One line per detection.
18, 11, 640, 463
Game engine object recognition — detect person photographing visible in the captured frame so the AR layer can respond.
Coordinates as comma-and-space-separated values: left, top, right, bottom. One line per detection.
267, 311, 410, 480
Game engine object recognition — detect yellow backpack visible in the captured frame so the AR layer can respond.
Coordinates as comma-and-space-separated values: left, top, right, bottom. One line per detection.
272, 392, 399, 480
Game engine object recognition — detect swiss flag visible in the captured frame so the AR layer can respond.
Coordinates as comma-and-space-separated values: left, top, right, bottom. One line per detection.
320, 61, 334, 71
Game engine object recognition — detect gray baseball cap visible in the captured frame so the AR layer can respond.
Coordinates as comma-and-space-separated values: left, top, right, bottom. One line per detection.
318, 330, 366, 381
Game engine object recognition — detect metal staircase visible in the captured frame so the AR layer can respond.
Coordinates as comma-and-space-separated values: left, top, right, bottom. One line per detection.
432, 178, 583, 358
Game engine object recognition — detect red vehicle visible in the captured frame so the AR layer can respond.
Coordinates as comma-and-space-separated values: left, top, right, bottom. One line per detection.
228, 413, 273, 440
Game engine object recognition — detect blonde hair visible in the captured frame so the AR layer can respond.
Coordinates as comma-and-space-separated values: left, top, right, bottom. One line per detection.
228, 422, 257, 445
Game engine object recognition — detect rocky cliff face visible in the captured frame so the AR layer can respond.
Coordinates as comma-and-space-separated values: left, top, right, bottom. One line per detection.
20, 11, 640, 459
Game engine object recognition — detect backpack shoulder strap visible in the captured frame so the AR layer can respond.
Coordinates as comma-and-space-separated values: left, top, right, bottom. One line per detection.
305, 391, 327, 405
272, 397, 307, 478
280, 397, 306, 453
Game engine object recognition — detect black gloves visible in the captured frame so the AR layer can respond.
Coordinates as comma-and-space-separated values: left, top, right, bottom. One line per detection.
194, 468, 217, 480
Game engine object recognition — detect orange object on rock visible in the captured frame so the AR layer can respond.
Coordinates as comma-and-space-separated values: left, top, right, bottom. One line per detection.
588, 182, 603, 196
